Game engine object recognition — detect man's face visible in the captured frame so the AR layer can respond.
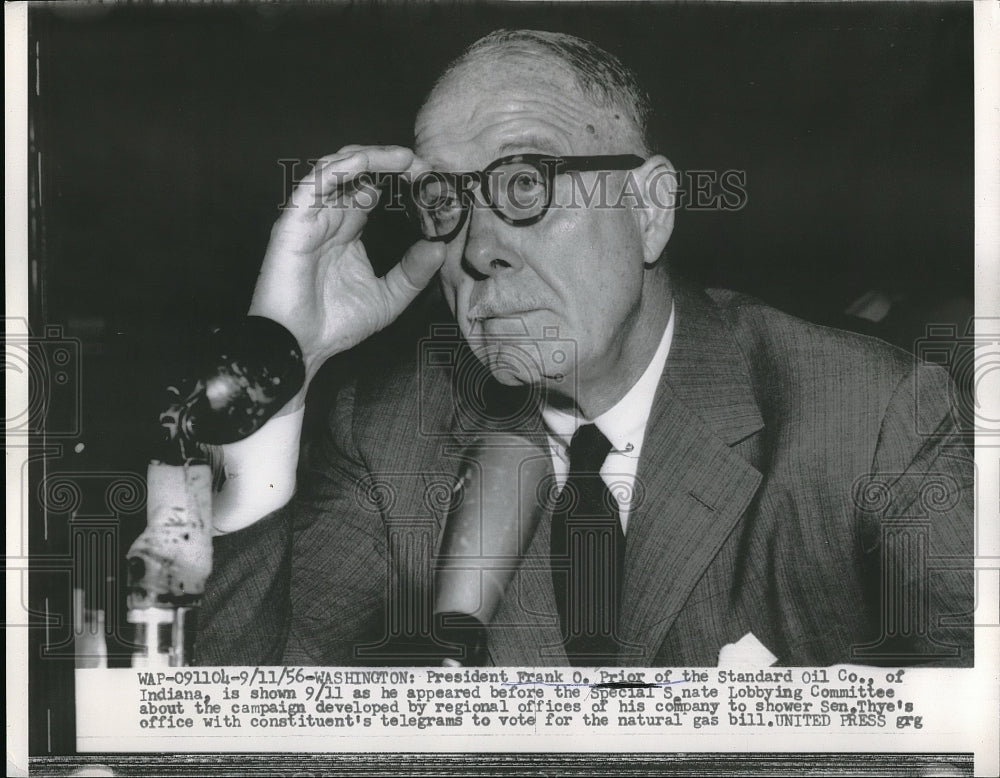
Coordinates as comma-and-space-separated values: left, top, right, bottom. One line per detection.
414, 56, 654, 396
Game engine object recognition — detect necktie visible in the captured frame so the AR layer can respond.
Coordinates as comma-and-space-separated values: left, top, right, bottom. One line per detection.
550, 424, 626, 665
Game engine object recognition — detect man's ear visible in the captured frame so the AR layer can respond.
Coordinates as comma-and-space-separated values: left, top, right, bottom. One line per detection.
632, 154, 677, 266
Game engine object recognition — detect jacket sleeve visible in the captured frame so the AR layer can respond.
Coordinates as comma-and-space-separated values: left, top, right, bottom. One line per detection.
195, 380, 388, 666
855, 361, 975, 666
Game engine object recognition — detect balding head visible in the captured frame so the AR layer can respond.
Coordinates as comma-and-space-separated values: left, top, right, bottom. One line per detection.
421, 29, 653, 157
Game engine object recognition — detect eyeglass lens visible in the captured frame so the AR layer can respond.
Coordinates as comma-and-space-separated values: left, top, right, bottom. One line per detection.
408, 159, 551, 241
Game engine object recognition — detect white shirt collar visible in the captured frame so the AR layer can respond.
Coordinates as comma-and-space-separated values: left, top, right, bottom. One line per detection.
541, 302, 675, 455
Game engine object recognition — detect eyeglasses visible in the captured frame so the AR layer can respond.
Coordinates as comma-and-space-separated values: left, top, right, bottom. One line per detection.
402, 154, 645, 243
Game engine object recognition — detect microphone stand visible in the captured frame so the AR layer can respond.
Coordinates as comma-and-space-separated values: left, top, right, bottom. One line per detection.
125, 317, 304, 667
431, 437, 551, 667
433, 612, 491, 668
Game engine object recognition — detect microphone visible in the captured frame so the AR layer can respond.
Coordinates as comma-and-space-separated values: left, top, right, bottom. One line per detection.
433, 434, 553, 666
126, 317, 304, 666
166, 316, 306, 447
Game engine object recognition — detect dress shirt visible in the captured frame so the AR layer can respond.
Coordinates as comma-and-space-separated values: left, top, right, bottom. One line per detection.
540, 303, 675, 533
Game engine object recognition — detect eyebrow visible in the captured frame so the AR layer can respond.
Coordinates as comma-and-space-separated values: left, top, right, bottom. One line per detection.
420, 133, 567, 174
494, 133, 565, 159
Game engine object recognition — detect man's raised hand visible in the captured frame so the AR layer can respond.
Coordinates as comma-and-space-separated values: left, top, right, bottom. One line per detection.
248, 145, 445, 398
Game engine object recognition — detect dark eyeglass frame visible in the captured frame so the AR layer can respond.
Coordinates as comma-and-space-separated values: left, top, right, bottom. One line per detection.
405, 153, 646, 243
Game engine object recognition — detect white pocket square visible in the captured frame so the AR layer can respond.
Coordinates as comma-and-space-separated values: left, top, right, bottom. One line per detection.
717, 632, 778, 667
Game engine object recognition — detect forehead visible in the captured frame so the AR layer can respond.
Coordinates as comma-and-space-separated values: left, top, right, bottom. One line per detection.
414, 56, 621, 170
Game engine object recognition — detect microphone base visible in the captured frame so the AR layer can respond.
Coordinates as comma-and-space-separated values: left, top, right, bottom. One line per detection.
352, 613, 490, 666
128, 606, 197, 668
433, 612, 489, 667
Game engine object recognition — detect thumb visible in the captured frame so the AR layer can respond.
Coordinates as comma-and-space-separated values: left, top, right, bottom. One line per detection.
381, 240, 447, 312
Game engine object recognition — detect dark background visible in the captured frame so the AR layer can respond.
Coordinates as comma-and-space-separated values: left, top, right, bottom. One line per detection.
33, 0, 974, 443
27, 0, 973, 755
32, 1, 974, 456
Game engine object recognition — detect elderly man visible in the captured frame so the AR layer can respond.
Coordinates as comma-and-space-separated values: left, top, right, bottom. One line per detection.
196, 29, 973, 667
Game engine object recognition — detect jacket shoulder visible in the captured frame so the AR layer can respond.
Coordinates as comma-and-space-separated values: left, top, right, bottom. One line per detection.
703, 287, 918, 417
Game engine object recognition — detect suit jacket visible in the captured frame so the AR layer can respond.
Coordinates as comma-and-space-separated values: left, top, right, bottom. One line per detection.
197, 283, 974, 667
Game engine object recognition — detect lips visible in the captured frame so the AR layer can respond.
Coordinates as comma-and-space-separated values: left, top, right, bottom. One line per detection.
467, 300, 544, 320
466, 309, 540, 333
473, 309, 532, 320
465, 290, 551, 329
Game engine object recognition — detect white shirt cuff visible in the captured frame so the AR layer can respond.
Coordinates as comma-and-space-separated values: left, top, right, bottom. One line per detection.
211, 406, 304, 535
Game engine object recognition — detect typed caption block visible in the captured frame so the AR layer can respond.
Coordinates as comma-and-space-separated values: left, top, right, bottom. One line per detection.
74, 664, 983, 753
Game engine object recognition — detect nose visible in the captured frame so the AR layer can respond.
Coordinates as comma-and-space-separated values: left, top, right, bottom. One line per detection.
461, 204, 524, 279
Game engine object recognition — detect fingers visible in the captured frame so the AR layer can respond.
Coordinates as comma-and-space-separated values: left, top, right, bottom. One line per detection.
286, 144, 415, 212
405, 153, 435, 177
381, 239, 448, 315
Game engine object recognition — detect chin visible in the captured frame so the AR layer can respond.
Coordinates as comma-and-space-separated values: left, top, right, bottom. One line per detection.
470, 342, 575, 400
461, 313, 578, 391
473, 342, 544, 387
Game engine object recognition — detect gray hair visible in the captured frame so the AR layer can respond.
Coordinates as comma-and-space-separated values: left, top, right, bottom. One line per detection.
429, 29, 653, 154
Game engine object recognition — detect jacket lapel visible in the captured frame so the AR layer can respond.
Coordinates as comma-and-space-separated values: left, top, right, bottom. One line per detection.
618, 284, 764, 665
437, 284, 766, 666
